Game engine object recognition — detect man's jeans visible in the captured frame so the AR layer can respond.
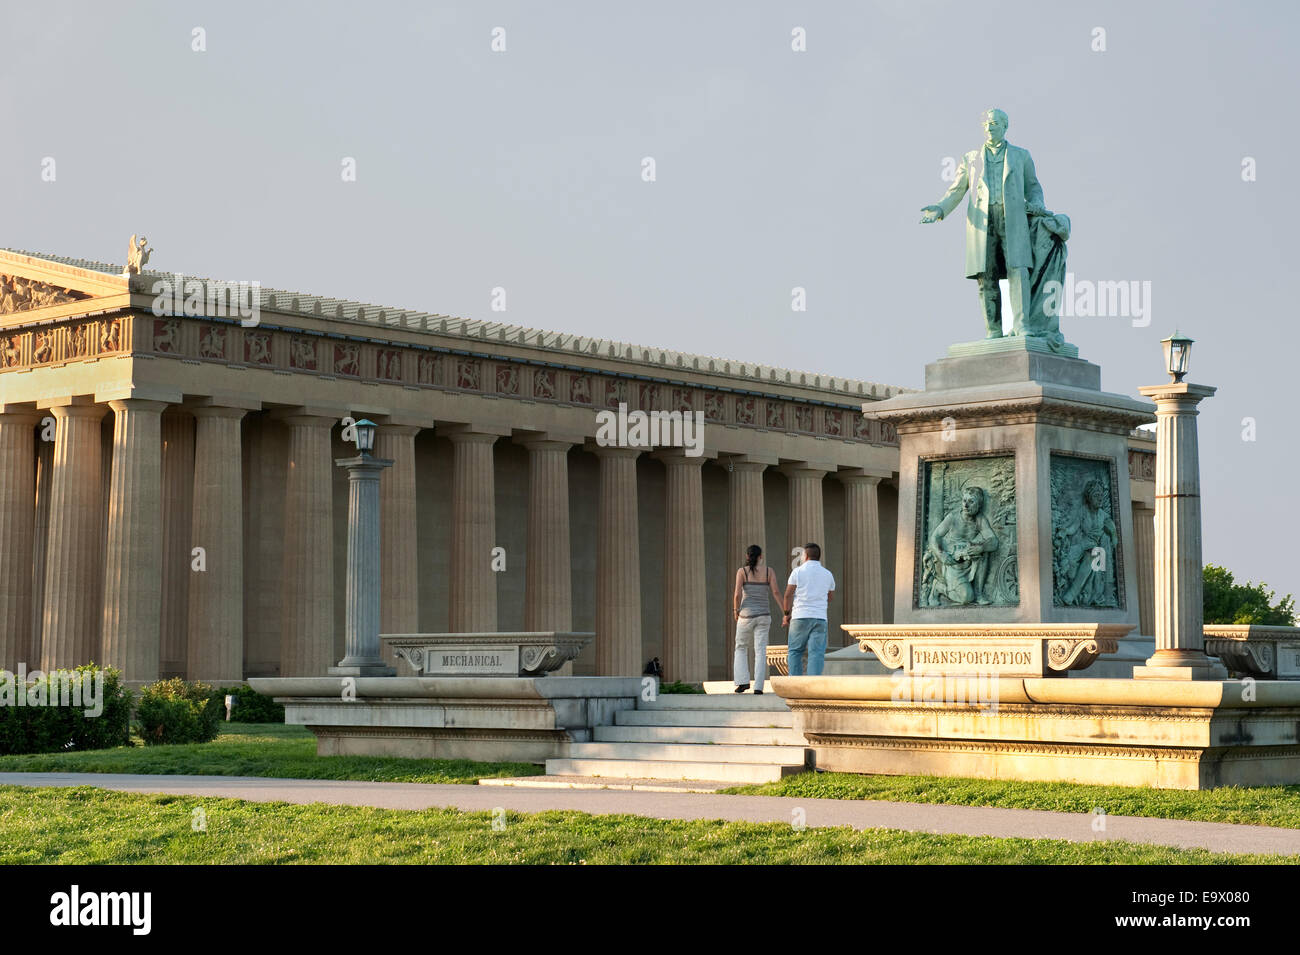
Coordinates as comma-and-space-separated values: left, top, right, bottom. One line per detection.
787, 617, 828, 676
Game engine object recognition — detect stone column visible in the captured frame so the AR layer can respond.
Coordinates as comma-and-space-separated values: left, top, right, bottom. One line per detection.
330, 452, 395, 675
725, 459, 767, 669
41, 403, 108, 670
448, 431, 498, 632
839, 471, 885, 626
1132, 503, 1156, 637
1134, 382, 1226, 679
659, 450, 707, 682
159, 410, 195, 676
0, 410, 41, 669
188, 407, 246, 683
280, 414, 336, 677
101, 399, 167, 684
595, 447, 642, 675
523, 439, 573, 631
375, 424, 421, 635
783, 463, 827, 562
30, 430, 53, 666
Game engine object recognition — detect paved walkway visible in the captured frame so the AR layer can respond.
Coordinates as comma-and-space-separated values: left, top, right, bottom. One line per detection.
2, 772, 1297, 856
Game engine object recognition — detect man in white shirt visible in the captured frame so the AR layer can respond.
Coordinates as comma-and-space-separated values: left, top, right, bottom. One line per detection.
782, 542, 836, 676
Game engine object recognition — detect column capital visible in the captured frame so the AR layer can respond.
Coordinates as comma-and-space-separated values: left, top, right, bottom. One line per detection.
836, 467, 890, 486
1137, 382, 1216, 406
107, 398, 170, 415
652, 447, 708, 466
588, 443, 642, 460
186, 393, 262, 412
46, 402, 107, 422
780, 461, 830, 480
0, 407, 45, 425
445, 428, 501, 446
718, 456, 771, 473
372, 421, 424, 438
519, 437, 575, 453
191, 405, 249, 421
269, 405, 348, 425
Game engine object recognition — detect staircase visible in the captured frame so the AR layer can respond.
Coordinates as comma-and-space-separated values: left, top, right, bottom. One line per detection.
481, 691, 810, 790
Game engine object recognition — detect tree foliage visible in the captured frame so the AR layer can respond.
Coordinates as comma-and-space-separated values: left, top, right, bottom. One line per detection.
1203, 565, 1296, 625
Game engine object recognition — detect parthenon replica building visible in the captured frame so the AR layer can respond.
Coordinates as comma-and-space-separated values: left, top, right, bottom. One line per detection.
0, 247, 1159, 684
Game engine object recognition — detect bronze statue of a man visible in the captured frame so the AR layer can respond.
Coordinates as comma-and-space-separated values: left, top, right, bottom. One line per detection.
921, 108, 1045, 339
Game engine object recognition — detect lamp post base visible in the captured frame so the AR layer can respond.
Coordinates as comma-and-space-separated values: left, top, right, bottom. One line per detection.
328, 664, 397, 677
1133, 650, 1228, 681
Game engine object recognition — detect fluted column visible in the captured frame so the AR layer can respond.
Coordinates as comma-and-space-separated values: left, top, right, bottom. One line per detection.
0, 410, 41, 669
725, 459, 767, 667
159, 410, 195, 676
448, 431, 498, 632
1134, 381, 1226, 679
375, 425, 420, 634
1133, 503, 1156, 637
783, 463, 827, 561
280, 414, 336, 677
101, 399, 167, 683
523, 440, 573, 632
839, 471, 884, 626
188, 407, 246, 683
659, 450, 707, 682
41, 404, 108, 670
331, 452, 395, 675
30, 430, 53, 665
595, 447, 642, 675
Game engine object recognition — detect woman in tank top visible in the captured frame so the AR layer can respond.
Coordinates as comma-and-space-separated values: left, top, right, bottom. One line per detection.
732, 544, 783, 693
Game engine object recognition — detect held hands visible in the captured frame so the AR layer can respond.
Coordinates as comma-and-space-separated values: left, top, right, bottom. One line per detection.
920, 205, 943, 224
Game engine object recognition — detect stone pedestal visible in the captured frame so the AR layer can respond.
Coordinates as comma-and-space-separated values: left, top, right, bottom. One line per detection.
774, 674, 1300, 790
1133, 381, 1227, 681
866, 339, 1152, 632
330, 454, 396, 677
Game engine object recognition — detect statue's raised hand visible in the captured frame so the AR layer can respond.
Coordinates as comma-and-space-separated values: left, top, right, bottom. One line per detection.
919, 205, 943, 224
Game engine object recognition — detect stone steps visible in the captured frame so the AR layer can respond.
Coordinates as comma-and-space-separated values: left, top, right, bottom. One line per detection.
645, 692, 787, 710
593, 724, 806, 745
544, 756, 801, 784
560, 740, 807, 764
535, 689, 808, 784
615, 709, 796, 728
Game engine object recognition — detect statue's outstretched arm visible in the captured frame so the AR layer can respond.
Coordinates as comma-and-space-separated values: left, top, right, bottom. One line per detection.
922, 152, 971, 222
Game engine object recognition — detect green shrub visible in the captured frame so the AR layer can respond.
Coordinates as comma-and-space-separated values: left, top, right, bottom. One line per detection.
0, 665, 132, 755
135, 678, 223, 745
214, 685, 285, 723
658, 681, 705, 694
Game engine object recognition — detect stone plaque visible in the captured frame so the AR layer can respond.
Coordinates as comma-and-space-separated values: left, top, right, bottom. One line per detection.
423, 646, 519, 676
917, 453, 1019, 608
907, 639, 1042, 676
1050, 453, 1122, 609
1277, 644, 1300, 678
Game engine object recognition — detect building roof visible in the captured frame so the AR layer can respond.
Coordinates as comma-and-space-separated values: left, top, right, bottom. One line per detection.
3, 248, 914, 402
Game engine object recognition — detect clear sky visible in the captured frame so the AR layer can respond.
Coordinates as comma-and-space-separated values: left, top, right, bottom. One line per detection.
3, 0, 1295, 602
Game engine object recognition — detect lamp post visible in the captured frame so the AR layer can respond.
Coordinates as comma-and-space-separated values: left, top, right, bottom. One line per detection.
329, 419, 397, 677
1133, 334, 1228, 680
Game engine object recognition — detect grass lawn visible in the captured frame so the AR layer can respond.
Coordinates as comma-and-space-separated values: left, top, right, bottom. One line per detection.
0, 723, 541, 785
0, 784, 1285, 865
728, 772, 1300, 830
